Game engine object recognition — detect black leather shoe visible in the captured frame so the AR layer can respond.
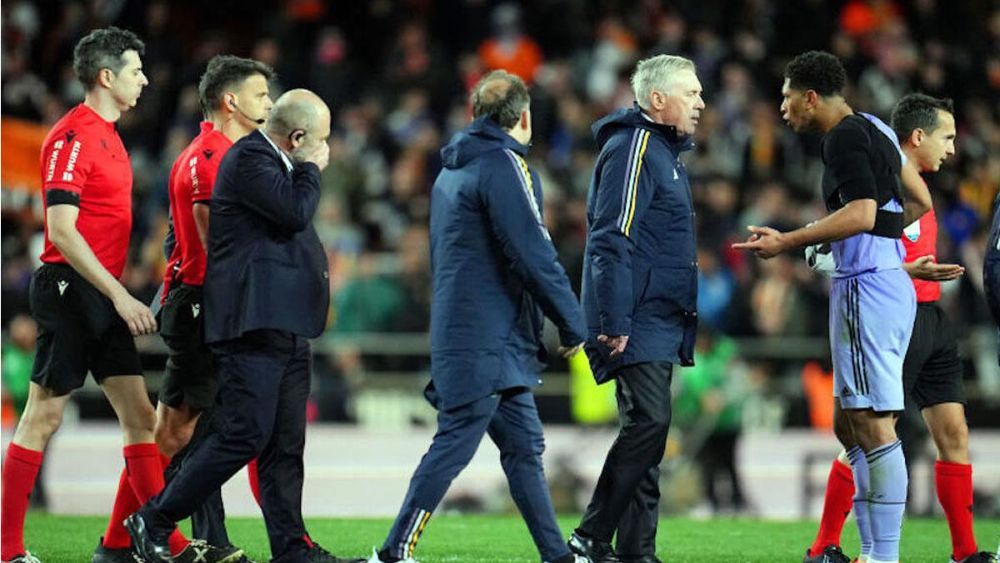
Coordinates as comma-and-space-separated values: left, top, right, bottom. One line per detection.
92, 537, 142, 563
568, 532, 622, 563
123, 512, 173, 562
305, 543, 365, 563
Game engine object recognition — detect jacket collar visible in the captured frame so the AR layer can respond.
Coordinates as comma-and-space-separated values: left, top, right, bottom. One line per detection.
631, 103, 695, 151
254, 130, 294, 171
592, 104, 694, 153
468, 116, 529, 156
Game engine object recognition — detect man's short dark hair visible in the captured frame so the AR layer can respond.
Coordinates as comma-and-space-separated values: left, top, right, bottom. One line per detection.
784, 51, 847, 97
890, 93, 954, 140
470, 70, 529, 130
198, 55, 275, 116
73, 27, 145, 89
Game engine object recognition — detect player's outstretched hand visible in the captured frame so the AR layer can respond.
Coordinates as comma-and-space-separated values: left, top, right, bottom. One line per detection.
907, 255, 965, 281
731, 225, 786, 259
597, 334, 629, 359
114, 293, 158, 336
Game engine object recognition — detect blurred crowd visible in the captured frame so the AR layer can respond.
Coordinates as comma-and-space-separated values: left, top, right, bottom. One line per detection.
2, 0, 999, 411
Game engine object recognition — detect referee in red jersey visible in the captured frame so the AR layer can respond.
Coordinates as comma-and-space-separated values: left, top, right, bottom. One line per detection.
154, 55, 274, 560
0, 28, 237, 563
0, 27, 164, 563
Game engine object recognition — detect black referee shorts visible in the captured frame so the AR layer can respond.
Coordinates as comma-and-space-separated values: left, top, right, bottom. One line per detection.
159, 284, 216, 410
29, 264, 143, 396
902, 302, 964, 410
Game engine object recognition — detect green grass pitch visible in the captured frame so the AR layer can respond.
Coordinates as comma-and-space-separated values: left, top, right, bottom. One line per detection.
20, 512, 1000, 562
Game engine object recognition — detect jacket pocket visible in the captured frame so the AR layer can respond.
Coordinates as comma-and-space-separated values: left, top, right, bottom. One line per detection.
631, 266, 653, 312
639, 266, 696, 321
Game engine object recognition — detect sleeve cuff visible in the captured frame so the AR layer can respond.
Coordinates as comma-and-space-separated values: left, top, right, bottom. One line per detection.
599, 318, 630, 337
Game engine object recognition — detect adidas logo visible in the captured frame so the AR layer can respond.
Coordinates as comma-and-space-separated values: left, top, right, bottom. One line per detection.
841, 386, 853, 397
57, 280, 69, 296
191, 304, 201, 319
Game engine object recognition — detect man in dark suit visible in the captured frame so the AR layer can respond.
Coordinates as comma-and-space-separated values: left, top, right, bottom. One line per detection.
569, 55, 705, 563
126, 89, 358, 563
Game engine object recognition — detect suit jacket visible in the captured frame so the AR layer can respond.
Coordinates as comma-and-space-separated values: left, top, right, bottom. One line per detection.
581, 104, 698, 383
428, 117, 586, 410
203, 130, 329, 344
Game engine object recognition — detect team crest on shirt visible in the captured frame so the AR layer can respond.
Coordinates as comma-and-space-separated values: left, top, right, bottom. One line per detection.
903, 220, 921, 242
203, 149, 215, 160
191, 304, 201, 318
64, 130, 76, 144
57, 280, 69, 296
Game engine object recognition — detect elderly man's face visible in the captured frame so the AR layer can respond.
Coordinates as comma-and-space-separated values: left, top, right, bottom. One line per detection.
651, 69, 705, 135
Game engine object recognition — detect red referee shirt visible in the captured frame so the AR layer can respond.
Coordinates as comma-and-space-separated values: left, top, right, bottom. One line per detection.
902, 208, 941, 303
39, 103, 133, 278
163, 122, 233, 294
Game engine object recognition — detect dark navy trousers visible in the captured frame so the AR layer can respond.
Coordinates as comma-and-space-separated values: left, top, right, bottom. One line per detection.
144, 330, 312, 562
381, 387, 571, 562
577, 361, 673, 559
162, 407, 232, 548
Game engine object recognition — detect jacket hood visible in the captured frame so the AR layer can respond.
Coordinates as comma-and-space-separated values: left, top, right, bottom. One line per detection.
592, 103, 695, 152
441, 117, 528, 168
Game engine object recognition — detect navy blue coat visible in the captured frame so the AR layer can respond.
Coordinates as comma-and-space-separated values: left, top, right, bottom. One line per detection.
203, 130, 329, 344
428, 117, 586, 410
581, 105, 698, 383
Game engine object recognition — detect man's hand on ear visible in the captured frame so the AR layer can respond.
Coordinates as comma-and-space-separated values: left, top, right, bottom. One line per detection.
303, 139, 330, 171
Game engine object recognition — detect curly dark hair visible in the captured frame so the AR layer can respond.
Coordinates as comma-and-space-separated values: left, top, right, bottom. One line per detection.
890, 93, 954, 140
471, 70, 530, 130
198, 55, 275, 116
72, 27, 145, 88
784, 51, 846, 97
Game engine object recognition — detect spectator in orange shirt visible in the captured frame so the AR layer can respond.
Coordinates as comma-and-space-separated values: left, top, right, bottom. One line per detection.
478, 3, 543, 84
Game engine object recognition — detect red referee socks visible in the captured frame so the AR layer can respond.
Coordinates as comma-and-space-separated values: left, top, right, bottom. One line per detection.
104, 466, 141, 548
123, 443, 165, 499
808, 458, 855, 557
103, 446, 190, 552
936, 460, 978, 561
1, 443, 43, 560
103, 444, 164, 548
